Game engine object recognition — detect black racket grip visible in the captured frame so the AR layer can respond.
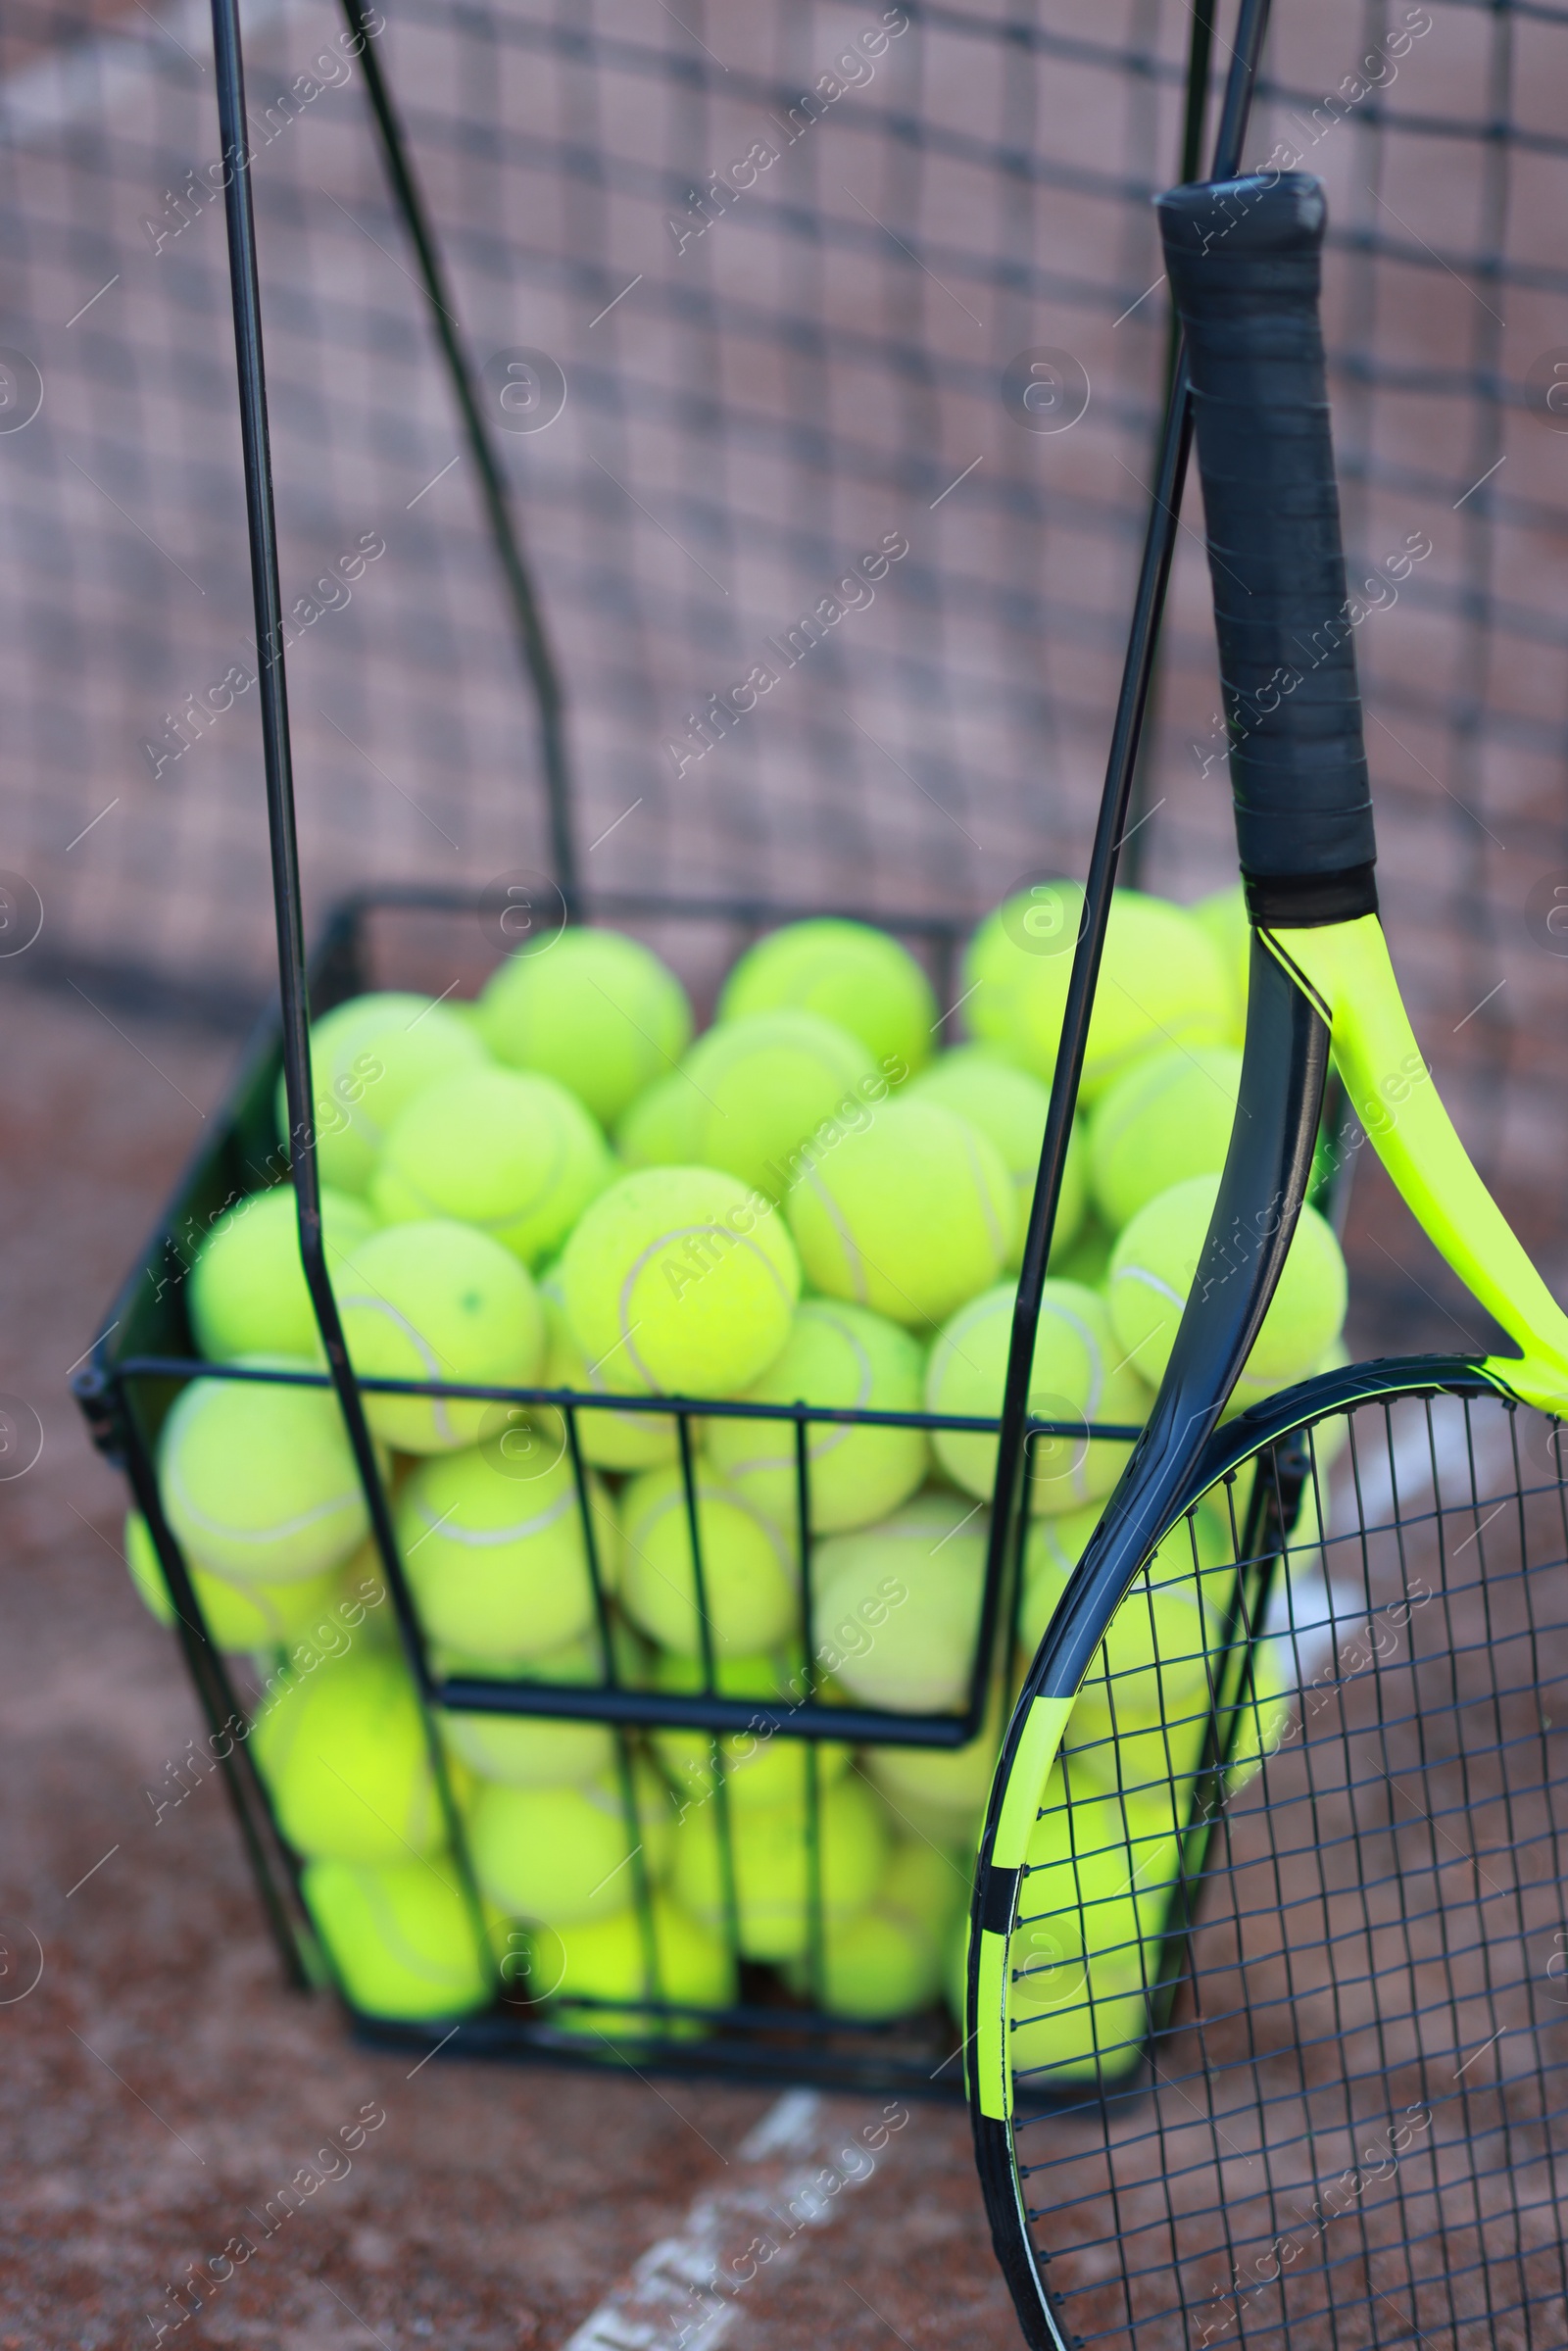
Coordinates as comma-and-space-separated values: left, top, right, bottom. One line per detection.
1157, 172, 1378, 924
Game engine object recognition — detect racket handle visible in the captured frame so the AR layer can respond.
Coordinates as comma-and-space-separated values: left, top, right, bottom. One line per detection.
1157, 173, 1379, 925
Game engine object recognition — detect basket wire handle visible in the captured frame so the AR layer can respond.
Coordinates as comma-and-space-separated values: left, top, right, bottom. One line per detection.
977, 0, 1276, 1688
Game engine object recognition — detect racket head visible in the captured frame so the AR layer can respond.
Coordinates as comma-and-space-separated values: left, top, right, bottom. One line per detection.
970, 1356, 1568, 2351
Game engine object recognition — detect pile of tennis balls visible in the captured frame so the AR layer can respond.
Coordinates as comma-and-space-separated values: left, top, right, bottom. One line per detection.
129, 884, 1348, 2067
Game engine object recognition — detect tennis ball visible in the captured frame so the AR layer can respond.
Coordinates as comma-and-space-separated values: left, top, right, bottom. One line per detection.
784, 1890, 944, 2018
703, 1300, 928, 1534
617, 1465, 797, 1658
253, 1650, 444, 1862
908, 1050, 1087, 1272
889, 1785, 988, 1856
669, 1770, 890, 1962
1024, 1765, 1183, 1963
925, 1280, 1150, 1513
529, 1893, 736, 2040
274, 991, 489, 1196
1009, 1943, 1154, 2088
560, 1165, 800, 1396
881, 1834, 968, 1945
650, 1648, 854, 1810
1024, 1501, 1232, 1725
960, 879, 1085, 1053
1050, 1217, 1115, 1291
394, 1441, 612, 1661
669, 1010, 883, 1203
961, 887, 1231, 1101
803, 1831, 967, 2019
467, 1761, 677, 1925
372, 1068, 612, 1267
813, 1491, 989, 1712
301, 1857, 494, 2021
1088, 1044, 1244, 1233
123, 1507, 350, 1653
477, 928, 693, 1128
784, 1099, 1013, 1331
615, 1071, 700, 1170
188, 1184, 376, 1362
337, 1219, 546, 1452
717, 917, 937, 1080
535, 1265, 677, 1471
863, 1677, 1004, 1818
436, 1633, 625, 1790
1107, 1174, 1348, 1402
1190, 884, 1250, 1046
158, 1359, 375, 1584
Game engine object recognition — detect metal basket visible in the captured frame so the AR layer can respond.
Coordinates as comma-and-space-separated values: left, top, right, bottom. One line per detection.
72, 880, 1152, 2094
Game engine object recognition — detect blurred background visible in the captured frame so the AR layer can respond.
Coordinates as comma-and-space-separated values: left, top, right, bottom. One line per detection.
1, 0, 1566, 2340
4, 0, 1567, 1247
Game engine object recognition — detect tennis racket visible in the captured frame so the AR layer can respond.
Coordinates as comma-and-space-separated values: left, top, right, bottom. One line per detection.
967, 169, 1568, 2351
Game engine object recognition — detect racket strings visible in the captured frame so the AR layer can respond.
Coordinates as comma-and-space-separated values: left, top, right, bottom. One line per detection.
1005, 1389, 1568, 2348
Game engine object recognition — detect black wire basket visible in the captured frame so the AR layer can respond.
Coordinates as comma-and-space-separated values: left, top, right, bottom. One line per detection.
72, 880, 1157, 2094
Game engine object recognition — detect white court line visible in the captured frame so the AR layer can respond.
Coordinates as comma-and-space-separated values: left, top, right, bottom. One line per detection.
564, 2089, 896, 2351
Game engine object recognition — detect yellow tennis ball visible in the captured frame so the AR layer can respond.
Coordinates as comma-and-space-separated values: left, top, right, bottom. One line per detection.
650, 1647, 854, 1810
274, 991, 489, 1195
528, 1892, 736, 2039
864, 1676, 1004, 1819
1107, 1173, 1348, 1402
617, 1465, 797, 1658
614, 1070, 700, 1170
1009, 1942, 1154, 2089
925, 1280, 1150, 1513
560, 1165, 801, 1396
394, 1439, 611, 1661
1023, 1770, 1170, 1961
881, 1834, 968, 1945
1190, 883, 1250, 1046
908, 1049, 1087, 1272
716, 917, 937, 1079
1025, 1505, 1233, 1786
669, 1771, 890, 1963
188, 1184, 375, 1361
703, 1299, 929, 1534
337, 1219, 546, 1452
959, 878, 1084, 1053
301, 1856, 495, 2021
253, 1650, 444, 1862
158, 1358, 375, 1584
467, 1762, 677, 1925
1088, 1044, 1244, 1233
813, 1490, 990, 1711
534, 1264, 677, 1471
123, 1507, 350, 1653
435, 1633, 622, 1790
667, 1009, 884, 1203
477, 928, 693, 1128
372, 1067, 612, 1267
960, 887, 1232, 1101
784, 1098, 1013, 1331
786, 1898, 942, 2020
794, 1830, 968, 2017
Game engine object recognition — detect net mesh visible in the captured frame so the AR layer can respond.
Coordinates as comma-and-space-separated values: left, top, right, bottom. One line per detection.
3, 0, 1567, 1219
1009, 1386, 1568, 2349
